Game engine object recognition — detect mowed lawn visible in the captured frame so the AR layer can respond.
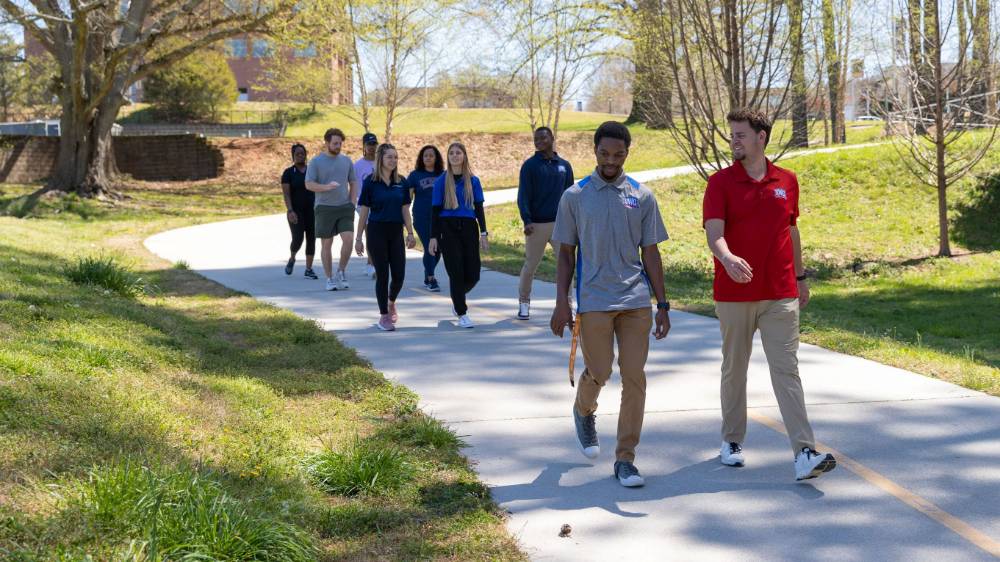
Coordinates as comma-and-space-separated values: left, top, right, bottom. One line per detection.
0, 185, 524, 560
482, 142, 1000, 396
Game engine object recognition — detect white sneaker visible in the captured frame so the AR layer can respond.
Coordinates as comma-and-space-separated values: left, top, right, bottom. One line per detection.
325, 278, 337, 291
517, 301, 530, 320
457, 314, 475, 328
366, 264, 376, 278
337, 270, 349, 290
720, 441, 745, 467
794, 447, 837, 481
613, 461, 645, 488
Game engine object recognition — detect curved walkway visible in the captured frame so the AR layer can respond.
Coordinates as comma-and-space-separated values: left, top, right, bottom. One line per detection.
146, 154, 998, 560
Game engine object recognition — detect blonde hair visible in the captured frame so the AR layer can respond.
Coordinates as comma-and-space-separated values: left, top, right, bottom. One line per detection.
444, 142, 474, 210
373, 143, 403, 184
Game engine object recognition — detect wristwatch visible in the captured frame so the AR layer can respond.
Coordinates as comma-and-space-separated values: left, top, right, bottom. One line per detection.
796, 274, 808, 281
656, 301, 670, 311
480, 231, 489, 236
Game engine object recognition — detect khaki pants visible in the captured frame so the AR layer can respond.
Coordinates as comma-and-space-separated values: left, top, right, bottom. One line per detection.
574, 307, 652, 462
715, 298, 816, 455
519, 222, 558, 302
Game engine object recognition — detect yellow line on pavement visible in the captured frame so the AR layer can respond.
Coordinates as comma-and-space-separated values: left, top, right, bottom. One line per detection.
748, 410, 1000, 558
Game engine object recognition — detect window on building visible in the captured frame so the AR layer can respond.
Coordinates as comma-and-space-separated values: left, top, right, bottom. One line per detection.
293, 42, 318, 58
252, 39, 271, 58
238, 87, 249, 102
227, 38, 248, 58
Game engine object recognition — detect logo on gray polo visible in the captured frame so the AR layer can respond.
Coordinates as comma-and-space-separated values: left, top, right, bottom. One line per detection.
621, 193, 640, 209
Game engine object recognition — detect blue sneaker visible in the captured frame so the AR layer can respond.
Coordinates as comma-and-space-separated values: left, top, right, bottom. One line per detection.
613, 461, 645, 487
573, 406, 599, 459
426, 277, 441, 292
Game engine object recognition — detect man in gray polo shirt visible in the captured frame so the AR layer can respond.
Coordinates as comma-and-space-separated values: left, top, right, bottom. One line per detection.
306, 127, 358, 291
551, 121, 671, 488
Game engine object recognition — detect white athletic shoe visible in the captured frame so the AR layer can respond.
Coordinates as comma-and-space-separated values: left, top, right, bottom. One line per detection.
794, 447, 837, 481
457, 314, 475, 329
720, 441, 745, 467
613, 461, 645, 488
517, 301, 530, 320
325, 277, 337, 291
366, 264, 376, 278
337, 270, 349, 290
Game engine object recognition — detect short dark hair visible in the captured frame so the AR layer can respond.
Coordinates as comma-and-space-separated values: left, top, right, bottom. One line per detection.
726, 108, 772, 145
594, 121, 631, 149
534, 126, 554, 137
323, 128, 345, 143
290, 143, 306, 157
415, 144, 444, 174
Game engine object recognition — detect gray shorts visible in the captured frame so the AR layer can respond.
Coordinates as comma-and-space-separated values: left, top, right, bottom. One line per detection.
315, 204, 355, 238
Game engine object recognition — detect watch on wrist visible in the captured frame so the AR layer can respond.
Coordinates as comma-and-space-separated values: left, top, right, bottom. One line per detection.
656, 301, 670, 311
480, 231, 489, 236
796, 274, 808, 282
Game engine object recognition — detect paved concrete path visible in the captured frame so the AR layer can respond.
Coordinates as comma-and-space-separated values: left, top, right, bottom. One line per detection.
146, 197, 998, 561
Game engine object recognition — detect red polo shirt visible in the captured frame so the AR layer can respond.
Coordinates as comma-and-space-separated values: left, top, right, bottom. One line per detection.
702, 159, 800, 302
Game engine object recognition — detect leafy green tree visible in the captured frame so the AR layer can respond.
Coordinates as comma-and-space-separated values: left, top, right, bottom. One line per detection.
144, 47, 238, 122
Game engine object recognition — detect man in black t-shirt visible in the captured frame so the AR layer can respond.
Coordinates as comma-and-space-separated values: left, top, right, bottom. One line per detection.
281, 143, 317, 278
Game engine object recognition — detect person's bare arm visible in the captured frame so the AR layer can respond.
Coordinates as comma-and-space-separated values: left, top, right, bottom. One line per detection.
349, 180, 358, 206
550, 244, 576, 337
354, 206, 370, 256
281, 182, 297, 224
402, 205, 416, 249
791, 225, 809, 308
705, 218, 752, 283
305, 180, 335, 193
640, 244, 671, 339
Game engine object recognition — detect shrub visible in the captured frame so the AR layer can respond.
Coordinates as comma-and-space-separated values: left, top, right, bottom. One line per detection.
65, 256, 145, 297
144, 44, 237, 122
305, 437, 413, 496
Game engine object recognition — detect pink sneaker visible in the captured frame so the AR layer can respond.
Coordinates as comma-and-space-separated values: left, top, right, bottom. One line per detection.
377, 314, 395, 331
388, 302, 398, 323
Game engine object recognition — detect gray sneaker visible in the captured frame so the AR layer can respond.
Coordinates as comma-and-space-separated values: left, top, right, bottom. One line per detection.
613, 460, 645, 487
573, 406, 600, 459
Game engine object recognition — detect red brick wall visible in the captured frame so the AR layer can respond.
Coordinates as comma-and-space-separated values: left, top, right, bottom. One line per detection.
0, 135, 225, 183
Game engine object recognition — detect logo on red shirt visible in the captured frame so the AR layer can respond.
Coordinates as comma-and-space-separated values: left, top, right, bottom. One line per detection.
774, 188, 788, 200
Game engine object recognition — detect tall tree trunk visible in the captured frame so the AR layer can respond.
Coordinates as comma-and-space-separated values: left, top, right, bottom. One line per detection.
907, 0, 927, 133
627, 0, 673, 127
925, 0, 950, 256
971, 0, 992, 122
822, 0, 845, 143
789, 0, 809, 147
49, 82, 123, 197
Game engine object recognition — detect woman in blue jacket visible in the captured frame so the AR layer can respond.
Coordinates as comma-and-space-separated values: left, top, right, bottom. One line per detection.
407, 145, 444, 292
428, 142, 488, 329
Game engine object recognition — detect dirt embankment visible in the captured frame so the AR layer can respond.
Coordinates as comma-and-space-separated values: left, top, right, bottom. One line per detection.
211, 132, 597, 188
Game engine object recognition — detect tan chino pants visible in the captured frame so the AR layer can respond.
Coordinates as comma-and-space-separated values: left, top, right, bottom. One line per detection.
715, 298, 816, 455
574, 307, 653, 462
519, 222, 558, 302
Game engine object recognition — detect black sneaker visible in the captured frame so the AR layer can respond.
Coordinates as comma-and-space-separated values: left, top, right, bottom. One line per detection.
284, 257, 295, 275
303, 268, 318, 280
613, 461, 645, 487
572, 406, 599, 459
427, 278, 441, 292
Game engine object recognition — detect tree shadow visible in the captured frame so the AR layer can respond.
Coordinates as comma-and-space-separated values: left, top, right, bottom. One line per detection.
953, 172, 1000, 251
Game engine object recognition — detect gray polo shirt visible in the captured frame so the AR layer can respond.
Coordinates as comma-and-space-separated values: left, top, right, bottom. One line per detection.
305, 152, 356, 208
552, 171, 668, 313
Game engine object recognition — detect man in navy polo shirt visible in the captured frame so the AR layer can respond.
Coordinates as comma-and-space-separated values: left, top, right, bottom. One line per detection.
516, 126, 575, 320
703, 108, 836, 481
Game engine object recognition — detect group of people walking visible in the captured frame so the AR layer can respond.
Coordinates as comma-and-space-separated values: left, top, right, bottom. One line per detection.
279, 111, 837, 486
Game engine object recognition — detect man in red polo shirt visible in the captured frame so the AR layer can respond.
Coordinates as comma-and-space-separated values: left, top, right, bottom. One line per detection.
702, 108, 836, 481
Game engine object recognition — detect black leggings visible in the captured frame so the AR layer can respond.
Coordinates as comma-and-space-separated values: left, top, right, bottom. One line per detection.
439, 217, 481, 316
289, 206, 316, 256
366, 222, 406, 315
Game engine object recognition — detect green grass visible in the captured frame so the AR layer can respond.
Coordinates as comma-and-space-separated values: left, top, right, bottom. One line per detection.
482, 140, 1000, 396
0, 183, 524, 560
65, 255, 148, 297
306, 438, 414, 496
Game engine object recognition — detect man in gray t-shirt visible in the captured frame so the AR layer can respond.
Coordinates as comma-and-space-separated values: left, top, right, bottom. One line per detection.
550, 121, 671, 488
305, 128, 358, 291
